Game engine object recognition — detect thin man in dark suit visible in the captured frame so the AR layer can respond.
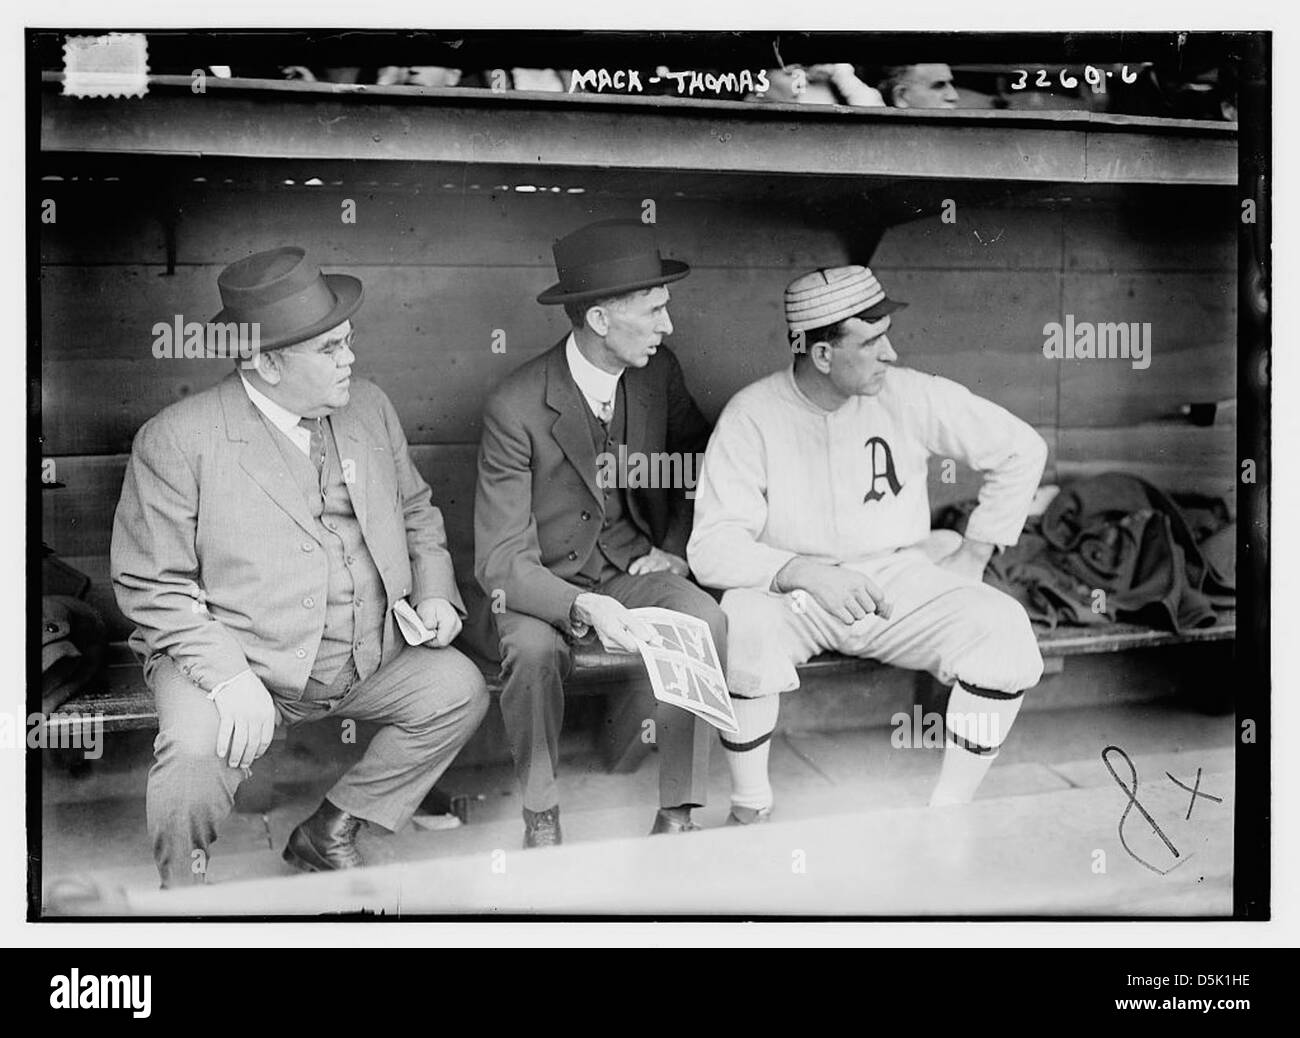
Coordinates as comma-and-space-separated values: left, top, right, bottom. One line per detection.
470, 220, 725, 848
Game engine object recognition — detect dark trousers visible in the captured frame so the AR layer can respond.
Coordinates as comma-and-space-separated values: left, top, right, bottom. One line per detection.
145, 644, 489, 888
480, 571, 724, 813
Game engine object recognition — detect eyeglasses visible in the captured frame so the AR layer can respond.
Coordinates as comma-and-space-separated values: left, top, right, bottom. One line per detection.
290, 329, 355, 358
319, 330, 356, 357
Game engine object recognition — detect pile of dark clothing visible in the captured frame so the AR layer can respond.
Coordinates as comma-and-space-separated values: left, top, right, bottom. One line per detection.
937, 473, 1235, 633
41, 548, 107, 714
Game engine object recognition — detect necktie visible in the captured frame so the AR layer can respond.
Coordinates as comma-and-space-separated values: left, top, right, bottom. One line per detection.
298, 417, 325, 476
598, 399, 614, 426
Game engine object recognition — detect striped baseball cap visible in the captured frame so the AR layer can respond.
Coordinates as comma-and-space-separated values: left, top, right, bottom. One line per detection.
784, 265, 907, 334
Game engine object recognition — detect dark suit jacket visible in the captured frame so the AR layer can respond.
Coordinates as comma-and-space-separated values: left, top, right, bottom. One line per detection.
474, 338, 711, 631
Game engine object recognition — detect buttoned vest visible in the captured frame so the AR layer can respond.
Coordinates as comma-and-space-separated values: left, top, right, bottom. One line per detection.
269, 417, 386, 685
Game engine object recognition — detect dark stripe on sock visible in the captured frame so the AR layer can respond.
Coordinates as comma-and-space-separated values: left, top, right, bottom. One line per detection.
720, 730, 775, 753
948, 730, 997, 756
956, 680, 1025, 701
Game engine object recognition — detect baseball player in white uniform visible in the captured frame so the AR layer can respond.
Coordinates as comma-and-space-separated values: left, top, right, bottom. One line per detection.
687, 265, 1048, 823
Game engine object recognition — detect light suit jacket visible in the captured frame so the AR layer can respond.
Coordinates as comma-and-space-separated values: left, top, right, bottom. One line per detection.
111, 371, 462, 697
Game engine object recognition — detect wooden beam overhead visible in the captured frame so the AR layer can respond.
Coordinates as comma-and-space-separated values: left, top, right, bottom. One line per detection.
42, 76, 1236, 187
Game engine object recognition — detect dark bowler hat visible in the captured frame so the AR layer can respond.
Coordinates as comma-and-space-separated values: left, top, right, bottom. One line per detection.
211, 246, 364, 350
537, 219, 690, 305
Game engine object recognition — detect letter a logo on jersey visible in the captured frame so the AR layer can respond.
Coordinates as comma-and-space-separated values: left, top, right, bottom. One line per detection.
863, 436, 903, 504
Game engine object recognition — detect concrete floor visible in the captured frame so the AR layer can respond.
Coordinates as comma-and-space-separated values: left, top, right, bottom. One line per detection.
38, 690, 1236, 916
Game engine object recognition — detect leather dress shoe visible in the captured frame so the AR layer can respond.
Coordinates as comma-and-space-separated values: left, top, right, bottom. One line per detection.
523, 806, 562, 849
283, 799, 365, 872
725, 805, 773, 826
649, 808, 701, 835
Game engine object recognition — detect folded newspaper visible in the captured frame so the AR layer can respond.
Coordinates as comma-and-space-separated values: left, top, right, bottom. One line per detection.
397, 598, 738, 736
394, 598, 439, 646
613, 606, 739, 737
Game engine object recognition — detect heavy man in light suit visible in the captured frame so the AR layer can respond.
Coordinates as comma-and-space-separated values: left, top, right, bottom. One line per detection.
112, 247, 488, 887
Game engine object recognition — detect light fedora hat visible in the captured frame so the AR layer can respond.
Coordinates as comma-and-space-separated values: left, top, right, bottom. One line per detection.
537, 219, 690, 305
784, 265, 907, 335
211, 246, 364, 350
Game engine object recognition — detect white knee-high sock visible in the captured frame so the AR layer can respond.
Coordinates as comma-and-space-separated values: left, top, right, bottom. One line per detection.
930, 680, 1026, 807
722, 695, 781, 811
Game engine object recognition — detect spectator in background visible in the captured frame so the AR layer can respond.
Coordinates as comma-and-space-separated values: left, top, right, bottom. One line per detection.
507, 68, 567, 92
437, 68, 568, 92
879, 63, 961, 109
280, 66, 370, 84
1109, 62, 1238, 122
376, 66, 463, 87
754, 63, 884, 106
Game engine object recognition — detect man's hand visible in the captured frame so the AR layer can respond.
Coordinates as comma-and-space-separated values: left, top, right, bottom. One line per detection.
804, 62, 854, 84
415, 597, 462, 648
772, 557, 892, 626
628, 547, 689, 578
934, 538, 995, 584
212, 671, 277, 769
572, 593, 657, 653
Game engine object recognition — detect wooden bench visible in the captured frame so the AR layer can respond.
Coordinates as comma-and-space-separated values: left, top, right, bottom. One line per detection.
41, 451, 1238, 764
48, 609, 1237, 737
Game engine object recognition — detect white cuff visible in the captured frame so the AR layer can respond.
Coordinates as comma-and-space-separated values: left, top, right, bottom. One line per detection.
207, 668, 253, 701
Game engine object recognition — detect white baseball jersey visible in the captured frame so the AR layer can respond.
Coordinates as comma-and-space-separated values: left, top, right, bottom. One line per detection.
688, 364, 1048, 592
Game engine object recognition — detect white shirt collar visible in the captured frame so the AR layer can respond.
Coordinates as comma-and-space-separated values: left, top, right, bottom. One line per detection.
565, 333, 622, 416
239, 372, 306, 436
